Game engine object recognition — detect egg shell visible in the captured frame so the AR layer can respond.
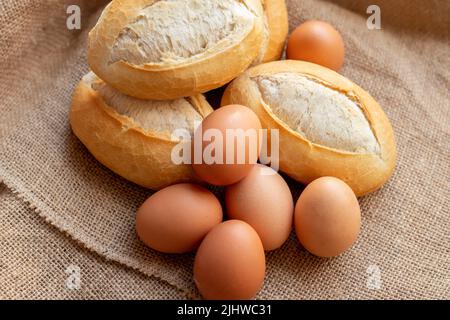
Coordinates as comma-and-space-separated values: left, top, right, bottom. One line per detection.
294, 177, 361, 257
287, 20, 345, 71
225, 164, 294, 250
193, 220, 266, 300
192, 104, 262, 186
135, 183, 223, 254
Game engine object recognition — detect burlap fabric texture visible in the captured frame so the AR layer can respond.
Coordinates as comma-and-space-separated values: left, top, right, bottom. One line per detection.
0, 0, 449, 299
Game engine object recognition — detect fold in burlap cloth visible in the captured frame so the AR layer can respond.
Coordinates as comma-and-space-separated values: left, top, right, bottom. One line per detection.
0, 0, 449, 299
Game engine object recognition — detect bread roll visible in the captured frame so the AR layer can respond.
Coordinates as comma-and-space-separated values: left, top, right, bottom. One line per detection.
70, 72, 213, 190
222, 60, 397, 196
259, 0, 289, 62
88, 0, 265, 100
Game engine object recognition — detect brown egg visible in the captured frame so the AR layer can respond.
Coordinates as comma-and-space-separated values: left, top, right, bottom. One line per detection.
192, 104, 262, 186
135, 183, 222, 254
287, 20, 345, 71
194, 220, 266, 300
225, 164, 294, 251
294, 177, 361, 257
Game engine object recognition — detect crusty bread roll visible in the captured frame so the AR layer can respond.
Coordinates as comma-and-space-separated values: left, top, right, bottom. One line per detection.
70, 72, 213, 190
88, 0, 265, 100
259, 0, 289, 63
222, 60, 397, 196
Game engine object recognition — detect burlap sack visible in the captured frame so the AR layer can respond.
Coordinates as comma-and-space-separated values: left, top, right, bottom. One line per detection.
0, 0, 449, 299
0, 183, 186, 300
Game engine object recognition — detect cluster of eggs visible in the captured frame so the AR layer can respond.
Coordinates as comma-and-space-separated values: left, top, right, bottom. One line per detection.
135, 103, 361, 299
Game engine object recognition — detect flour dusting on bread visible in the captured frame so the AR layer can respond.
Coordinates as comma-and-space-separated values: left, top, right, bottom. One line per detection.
110, 0, 256, 65
83, 72, 202, 134
255, 73, 380, 154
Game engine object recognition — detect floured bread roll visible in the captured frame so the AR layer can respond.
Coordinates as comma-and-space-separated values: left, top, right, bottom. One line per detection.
88, 0, 265, 100
259, 0, 289, 63
70, 72, 214, 190
222, 60, 397, 196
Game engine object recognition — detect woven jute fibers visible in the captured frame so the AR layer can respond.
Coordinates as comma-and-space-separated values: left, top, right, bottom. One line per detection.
0, 183, 186, 299
0, 0, 449, 299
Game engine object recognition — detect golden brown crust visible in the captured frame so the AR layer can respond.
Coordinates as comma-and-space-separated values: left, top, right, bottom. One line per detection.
261, 0, 289, 62
88, 0, 265, 100
222, 60, 397, 196
70, 75, 213, 190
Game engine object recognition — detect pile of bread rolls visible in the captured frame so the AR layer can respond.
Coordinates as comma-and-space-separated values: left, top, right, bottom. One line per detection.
70, 0, 397, 300
71, 0, 290, 190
